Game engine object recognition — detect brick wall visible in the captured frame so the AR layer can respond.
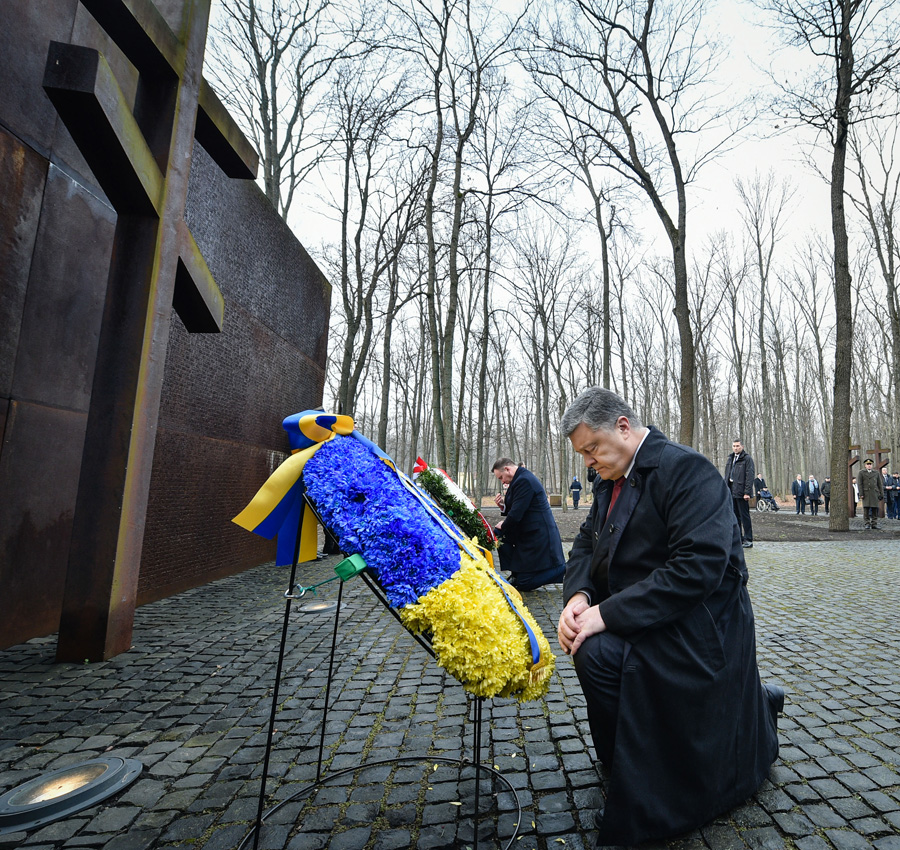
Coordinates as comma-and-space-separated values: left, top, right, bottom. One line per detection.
138, 144, 330, 602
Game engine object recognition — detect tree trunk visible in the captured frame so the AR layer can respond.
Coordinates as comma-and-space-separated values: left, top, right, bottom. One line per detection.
828, 9, 855, 533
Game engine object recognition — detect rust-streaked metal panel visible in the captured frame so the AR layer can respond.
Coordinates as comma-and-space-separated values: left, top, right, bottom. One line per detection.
0, 129, 47, 399
0, 0, 80, 157
0, 401, 87, 650
0, 399, 8, 452
11, 163, 115, 412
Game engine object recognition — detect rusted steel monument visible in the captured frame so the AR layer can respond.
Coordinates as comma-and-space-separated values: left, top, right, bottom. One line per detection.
0, 0, 330, 658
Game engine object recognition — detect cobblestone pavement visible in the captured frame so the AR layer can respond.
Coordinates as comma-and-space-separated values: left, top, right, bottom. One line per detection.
1, 542, 899, 850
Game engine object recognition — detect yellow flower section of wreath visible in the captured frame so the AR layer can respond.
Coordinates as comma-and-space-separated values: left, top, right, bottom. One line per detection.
400, 544, 555, 702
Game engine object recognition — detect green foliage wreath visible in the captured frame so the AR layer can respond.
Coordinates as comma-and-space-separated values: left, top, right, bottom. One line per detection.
416, 468, 496, 551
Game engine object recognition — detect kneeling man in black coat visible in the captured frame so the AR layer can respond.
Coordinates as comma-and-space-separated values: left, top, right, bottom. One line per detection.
558, 387, 782, 846
492, 458, 566, 591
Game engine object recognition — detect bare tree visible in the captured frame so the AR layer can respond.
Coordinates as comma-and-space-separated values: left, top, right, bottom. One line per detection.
375, 159, 429, 446
381, 0, 525, 475
758, 0, 900, 529
848, 114, 900, 465
524, 0, 749, 446
508, 219, 581, 484
468, 74, 536, 498
735, 171, 796, 480
326, 64, 419, 417
524, 82, 631, 390
707, 233, 753, 444
209, 0, 362, 216
781, 236, 836, 452
689, 236, 729, 459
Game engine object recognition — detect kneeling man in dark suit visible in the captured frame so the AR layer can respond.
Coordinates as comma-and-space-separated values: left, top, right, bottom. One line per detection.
492, 458, 566, 591
557, 387, 782, 846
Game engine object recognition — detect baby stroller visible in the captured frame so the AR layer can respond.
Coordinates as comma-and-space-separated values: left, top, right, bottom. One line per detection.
755, 488, 779, 512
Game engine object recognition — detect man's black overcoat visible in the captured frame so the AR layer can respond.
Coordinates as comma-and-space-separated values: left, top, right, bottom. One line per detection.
564, 427, 778, 844
724, 449, 755, 498
497, 467, 565, 577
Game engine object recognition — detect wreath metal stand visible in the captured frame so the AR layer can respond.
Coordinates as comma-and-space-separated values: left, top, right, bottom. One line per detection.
240, 497, 522, 850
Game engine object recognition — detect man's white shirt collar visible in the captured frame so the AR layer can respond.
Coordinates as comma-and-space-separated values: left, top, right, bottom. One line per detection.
624, 428, 651, 479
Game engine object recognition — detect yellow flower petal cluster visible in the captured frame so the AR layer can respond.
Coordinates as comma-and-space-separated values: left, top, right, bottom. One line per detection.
400, 547, 555, 702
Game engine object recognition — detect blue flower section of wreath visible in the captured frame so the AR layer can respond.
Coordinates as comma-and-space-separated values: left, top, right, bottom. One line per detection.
303, 436, 460, 607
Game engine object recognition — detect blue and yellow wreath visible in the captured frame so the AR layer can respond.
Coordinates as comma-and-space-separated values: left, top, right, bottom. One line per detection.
233, 411, 555, 701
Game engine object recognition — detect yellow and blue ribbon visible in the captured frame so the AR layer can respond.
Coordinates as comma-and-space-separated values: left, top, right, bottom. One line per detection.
232, 411, 354, 565
234, 409, 486, 567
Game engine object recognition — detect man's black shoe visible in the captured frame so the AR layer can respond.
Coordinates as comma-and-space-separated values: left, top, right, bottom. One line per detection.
742, 541, 753, 548
764, 683, 785, 716
593, 807, 605, 830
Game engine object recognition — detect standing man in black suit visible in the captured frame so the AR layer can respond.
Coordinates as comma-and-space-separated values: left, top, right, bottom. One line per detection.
883, 469, 894, 520
791, 474, 807, 514
491, 458, 566, 591
558, 387, 781, 846
724, 439, 755, 548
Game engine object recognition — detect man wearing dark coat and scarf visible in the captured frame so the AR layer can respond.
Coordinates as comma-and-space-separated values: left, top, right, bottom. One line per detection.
557, 387, 782, 846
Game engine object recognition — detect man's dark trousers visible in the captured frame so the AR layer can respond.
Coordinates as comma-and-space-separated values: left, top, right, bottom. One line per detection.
733, 497, 753, 543
507, 561, 566, 592
572, 631, 629, 766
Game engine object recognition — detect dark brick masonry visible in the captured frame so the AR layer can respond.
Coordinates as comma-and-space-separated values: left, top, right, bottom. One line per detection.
1, 540, 899, 849
138, 141, 330, 605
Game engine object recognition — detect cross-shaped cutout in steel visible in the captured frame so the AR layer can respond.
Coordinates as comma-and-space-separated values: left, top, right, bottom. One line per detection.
43, 0, 258, 661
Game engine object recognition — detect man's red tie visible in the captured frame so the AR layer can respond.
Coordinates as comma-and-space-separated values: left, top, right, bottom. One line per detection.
607, 476, 626, 518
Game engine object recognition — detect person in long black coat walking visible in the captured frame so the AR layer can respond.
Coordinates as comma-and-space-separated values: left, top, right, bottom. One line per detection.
491, 459, 566, 591
558, 387, 781, 846
822, 477, 832, 514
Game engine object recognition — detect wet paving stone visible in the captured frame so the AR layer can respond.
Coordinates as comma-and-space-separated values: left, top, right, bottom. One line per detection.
1, 541, 899, 848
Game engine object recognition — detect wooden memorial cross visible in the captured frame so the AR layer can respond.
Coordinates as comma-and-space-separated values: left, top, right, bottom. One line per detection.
848, 444, 860, 516
866, 440, 891, 517
43, 0, 258, 661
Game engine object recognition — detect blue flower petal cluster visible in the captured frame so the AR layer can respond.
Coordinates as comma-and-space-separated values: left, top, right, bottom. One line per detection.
303, 436, 460, 606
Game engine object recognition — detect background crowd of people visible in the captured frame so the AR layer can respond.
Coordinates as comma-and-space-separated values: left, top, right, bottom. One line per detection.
786, 465, 900, 527
517, 439, 900, 533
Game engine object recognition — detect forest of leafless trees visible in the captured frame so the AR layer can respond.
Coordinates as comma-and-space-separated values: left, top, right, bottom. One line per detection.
206, 0, 900, 523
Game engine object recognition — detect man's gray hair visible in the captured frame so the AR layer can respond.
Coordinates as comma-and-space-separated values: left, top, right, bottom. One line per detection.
560, 387, 643, 436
